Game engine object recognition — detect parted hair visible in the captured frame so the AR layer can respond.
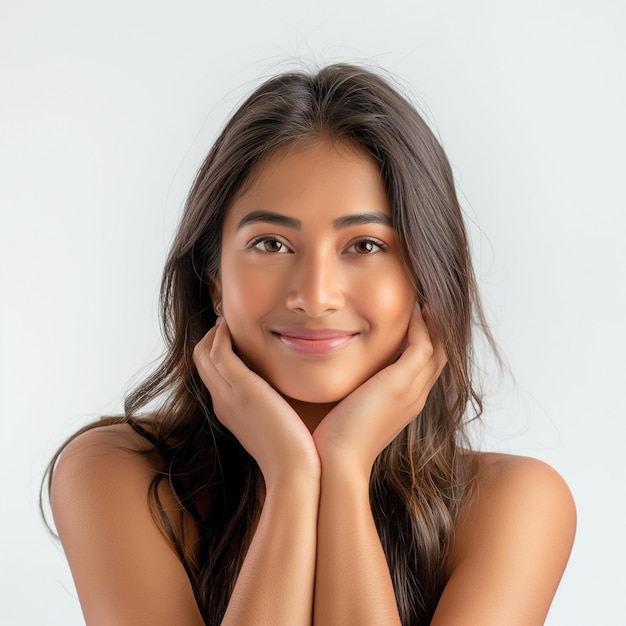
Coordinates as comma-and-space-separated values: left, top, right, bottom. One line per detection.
45, 63, 492, 625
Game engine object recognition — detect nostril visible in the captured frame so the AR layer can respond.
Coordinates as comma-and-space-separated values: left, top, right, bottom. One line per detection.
283, 255, 345, 316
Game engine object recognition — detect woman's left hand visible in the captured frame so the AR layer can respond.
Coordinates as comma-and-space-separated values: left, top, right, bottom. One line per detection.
312, 303, 447, 476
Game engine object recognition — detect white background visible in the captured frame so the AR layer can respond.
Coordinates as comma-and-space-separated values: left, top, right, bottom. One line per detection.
1, 1, 625, 624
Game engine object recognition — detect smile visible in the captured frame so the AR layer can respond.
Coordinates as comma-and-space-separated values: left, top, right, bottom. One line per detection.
273, 328, 358, 356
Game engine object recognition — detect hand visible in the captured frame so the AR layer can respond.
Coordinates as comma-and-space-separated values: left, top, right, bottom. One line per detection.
193, 318, 320, 485
312, 304, 447, 477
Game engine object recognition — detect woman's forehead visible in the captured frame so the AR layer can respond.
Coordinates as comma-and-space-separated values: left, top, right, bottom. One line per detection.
224, 139, 390, 229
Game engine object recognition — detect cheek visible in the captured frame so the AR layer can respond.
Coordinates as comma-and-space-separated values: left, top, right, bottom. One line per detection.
366, 271, 415, 327
219, 262, 284, 363
220, 258, 272, 312
225, 275, 266, 316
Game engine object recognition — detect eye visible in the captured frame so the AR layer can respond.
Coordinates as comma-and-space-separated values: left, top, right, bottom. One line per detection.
249, 237, 292, 254
345, 238, 387, 255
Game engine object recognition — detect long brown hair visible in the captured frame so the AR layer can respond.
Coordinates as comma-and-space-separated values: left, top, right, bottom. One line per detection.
44, 63, 493, 625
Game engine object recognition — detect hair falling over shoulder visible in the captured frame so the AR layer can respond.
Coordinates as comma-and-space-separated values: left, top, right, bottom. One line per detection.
44, 63, 496, 625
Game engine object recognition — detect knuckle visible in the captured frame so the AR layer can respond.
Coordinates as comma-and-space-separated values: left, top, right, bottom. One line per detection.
192, 340, 204, 363
208, 343, 223, 368
232, 385, 250, 409
386, 374, 407, 399
192, 332, 212, 364
418, 341, 434, 361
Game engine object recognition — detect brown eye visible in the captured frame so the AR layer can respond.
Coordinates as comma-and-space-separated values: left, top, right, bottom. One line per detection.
250, 237, 291, 253
346, 239, 386, 255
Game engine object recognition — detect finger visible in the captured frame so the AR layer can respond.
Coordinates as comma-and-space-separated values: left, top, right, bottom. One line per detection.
377, 304, 446, 399
205, 320, 276, 404
406, 306, 447, 393
193, 323, 250, 429
208, 317, 262, 388
193, 318, 240, 384
387, 303, 434, 376
419, 305, 447, 368
192, 324, 227, 391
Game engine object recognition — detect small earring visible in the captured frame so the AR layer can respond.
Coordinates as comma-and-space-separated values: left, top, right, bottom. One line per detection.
214, 301, 223, 317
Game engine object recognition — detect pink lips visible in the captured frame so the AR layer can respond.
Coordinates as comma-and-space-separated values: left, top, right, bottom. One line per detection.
274, 328, 358, 355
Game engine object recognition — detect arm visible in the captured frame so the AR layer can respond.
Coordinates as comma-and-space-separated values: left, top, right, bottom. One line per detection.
52, 319, 321, 626
51, 427, 207, 626
312, 304, 445, 625
52, 435, 318, 626
220, 472, 318, 626
313, 459, 401, 625
430, 454, 576, 626
193, 318, 320, 625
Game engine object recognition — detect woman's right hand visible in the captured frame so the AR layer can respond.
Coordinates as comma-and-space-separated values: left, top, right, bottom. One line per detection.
193, 318, 320, 485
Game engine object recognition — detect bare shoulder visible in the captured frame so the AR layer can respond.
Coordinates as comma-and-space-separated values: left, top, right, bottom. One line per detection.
466, 451, 576, 524
51, 421, 195, 548
450, 452, 577, 572
52, 422, 157, 483
51, 423, 204, 625
431, 453, 576, 626
51, 422, 161, 515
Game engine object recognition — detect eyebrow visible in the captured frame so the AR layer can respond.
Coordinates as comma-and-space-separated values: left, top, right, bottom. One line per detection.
236, 210, 392, 231
332, 213, 393, 229
237, 211, 301, 230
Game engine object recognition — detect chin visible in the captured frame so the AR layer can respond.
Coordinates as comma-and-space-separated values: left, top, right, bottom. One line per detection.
281, 389, 348, 405
269, 373, 363, 405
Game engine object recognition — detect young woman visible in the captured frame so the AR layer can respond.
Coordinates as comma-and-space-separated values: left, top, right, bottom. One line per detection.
45, 64, 576, 625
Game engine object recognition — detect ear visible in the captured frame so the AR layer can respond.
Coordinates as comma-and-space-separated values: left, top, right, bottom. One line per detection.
207, 274, 222, 307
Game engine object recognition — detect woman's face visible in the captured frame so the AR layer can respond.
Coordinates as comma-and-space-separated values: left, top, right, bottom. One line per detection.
218, 139, 416, 407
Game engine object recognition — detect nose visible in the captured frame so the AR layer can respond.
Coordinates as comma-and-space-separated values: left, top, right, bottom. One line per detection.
285, 248, 345, 316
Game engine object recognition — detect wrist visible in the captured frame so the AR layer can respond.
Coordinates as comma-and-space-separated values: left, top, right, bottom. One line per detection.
258, 442, 321, 489
316, 441, 374, 483
264, 468, 321, 499
319, 454, 371, 494
313, 425, 378, 483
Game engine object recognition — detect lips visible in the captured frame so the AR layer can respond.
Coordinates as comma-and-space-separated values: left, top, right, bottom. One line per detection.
273, 328, 358, 355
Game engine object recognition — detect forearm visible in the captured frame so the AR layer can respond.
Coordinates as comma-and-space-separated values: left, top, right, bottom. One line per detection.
314, 461, 401, 626
221, 473, 319, 626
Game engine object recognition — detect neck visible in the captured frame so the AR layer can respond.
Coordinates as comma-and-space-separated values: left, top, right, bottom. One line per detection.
284, 397, 337, 433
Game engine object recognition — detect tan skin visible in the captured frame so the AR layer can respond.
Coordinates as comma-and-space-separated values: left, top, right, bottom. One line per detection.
51, 140, 576, 625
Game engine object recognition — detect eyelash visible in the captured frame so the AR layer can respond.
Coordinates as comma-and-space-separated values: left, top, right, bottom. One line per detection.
248, 236, 387, 255
249, 237, 292, 254
345, 238, 387, 255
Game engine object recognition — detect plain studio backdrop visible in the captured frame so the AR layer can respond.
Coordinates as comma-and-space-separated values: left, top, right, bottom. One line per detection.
1, 1, 624, 624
